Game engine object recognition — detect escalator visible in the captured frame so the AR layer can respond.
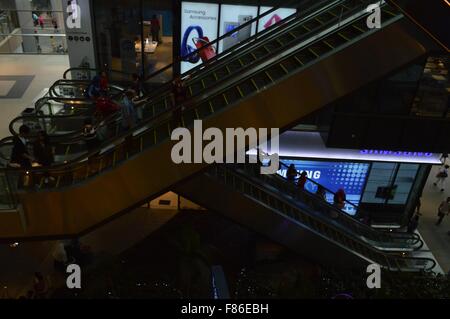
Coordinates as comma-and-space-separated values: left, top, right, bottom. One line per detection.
7, 79, 126, 138
0, 0, 438, 239
174, 163, 436, 271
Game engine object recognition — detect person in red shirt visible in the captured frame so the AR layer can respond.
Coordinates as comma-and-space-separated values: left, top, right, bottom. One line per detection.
334, 188, 347, 210
99, 71, 109, 93
95, 95, 119, 119
297, 171, 308, 189
151, 15, 161, 44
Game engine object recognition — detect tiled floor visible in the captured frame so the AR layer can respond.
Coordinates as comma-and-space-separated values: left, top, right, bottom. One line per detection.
0, 54, 69, 139
418, 163, 450, 274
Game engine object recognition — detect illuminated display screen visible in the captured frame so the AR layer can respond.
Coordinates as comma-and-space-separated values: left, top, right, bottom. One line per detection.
258, 7, 297, 31
181, 2, 219, 73
219, 5, 258, 54
278, 159, 370, 215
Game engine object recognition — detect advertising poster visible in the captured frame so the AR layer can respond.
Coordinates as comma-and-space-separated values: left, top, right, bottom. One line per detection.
278, 159, 370, 215
258, 7, 297, 32
218, 5, 258, 54
181, 2, 219, 73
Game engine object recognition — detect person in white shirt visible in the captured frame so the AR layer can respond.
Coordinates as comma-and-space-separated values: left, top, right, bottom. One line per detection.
434, 165, 449, 192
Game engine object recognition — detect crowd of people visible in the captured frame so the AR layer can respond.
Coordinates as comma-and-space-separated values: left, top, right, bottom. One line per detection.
9, 71, 193, 184
9, 72, 140, 174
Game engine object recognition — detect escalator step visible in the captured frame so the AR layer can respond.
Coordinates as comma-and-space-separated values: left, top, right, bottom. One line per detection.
202, 73, 221, 88
196, 102, 214, 118
266, 64, 288, 81
240, 54, 257, 65
252, 72, 273, 89
323, 33, 349, 48
228, 61, 243, 73
263, 41, 281, 53
239, 79, 258, 96
215, 67, 231, 78
303, 19, 323, 31
295, 50, 316, 65
189, 82, 205, 96
310, 42, 333, 56
290, 28, 308, 39
224, 87, 244, 106
277, 33, 296, 45
210, 94, 228, 111
252, 47, 269, 59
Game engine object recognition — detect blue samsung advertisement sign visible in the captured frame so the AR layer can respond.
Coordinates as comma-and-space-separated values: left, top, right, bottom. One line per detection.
278, 159, 370, 215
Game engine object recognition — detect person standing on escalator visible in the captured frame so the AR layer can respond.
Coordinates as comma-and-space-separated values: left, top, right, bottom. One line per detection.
99, 71, 109, 94
151, 15, 161, 44
286, 164, 298, 183
297, 171, 308, 190
11, 125, 33, 169
315, 185, 326, 201
333, 188, 346, 210
171, 75, 191, 127
120, 90, 138, 132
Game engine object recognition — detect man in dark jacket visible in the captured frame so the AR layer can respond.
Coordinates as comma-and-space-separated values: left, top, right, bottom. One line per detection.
11, 125, 33, 168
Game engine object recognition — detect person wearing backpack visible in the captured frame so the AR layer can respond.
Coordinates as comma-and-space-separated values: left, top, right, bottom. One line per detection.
434, 165, 449, 192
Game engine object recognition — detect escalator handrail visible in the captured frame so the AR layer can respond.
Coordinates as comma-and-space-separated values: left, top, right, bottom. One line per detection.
209, 165, 434, 271
273, 170, 422, 246
256, 150, 422, 246
0, 0, 396, 175
48, 79, 127, 99
8, 97, 95, 136
276, 164, 423, 247
62, 68, 135, 81
237, 160, 423, 249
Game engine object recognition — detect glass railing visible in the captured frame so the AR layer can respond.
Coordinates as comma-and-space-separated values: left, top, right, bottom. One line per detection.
232, 160, 423, 251
206, 164, 434, 271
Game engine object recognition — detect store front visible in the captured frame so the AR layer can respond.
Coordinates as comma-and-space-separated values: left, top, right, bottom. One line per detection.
266, 131, 441, 226
90, 0, 298, 86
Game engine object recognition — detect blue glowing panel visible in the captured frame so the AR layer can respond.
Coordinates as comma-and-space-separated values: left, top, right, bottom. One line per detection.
278, 159, 370, 215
